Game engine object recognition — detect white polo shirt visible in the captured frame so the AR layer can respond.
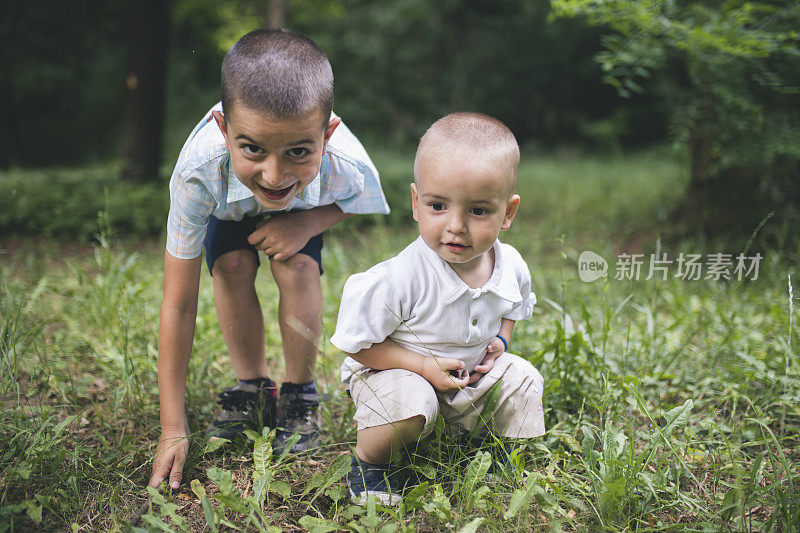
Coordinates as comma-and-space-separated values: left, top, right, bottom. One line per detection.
332, 236, 536, 383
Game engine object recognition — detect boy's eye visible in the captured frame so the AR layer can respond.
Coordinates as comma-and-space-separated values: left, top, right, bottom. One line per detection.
287, 147, 310, 157
430, 202, 445, 211
470, 207, 488, 216
243, 144, 263, 155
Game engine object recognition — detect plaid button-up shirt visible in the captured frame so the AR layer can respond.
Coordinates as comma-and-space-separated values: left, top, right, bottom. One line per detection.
166, 103, 390, 259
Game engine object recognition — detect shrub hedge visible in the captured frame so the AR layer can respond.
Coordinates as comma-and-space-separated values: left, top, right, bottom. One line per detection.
0, 165, 168, 239
1, 154, 413, 240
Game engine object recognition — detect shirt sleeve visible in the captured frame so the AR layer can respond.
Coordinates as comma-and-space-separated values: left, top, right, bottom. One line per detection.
505, 256, 536, 321
334, 157, 391, 215
165, 168, 215, 259
322, 118, 390, 215
331, 270, 403, 353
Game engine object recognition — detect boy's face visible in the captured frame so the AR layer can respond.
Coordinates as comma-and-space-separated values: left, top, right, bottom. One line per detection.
213, 104, 339, 210
411, 153, 520, 270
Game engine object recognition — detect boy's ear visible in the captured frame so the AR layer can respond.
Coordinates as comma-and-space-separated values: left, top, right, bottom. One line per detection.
322, 117, 341, 151
410, 182, 420, 222
500, 194, 520, 231
212, 111, 228, 142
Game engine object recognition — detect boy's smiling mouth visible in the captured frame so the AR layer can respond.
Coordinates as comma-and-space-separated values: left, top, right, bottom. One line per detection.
257, 182, 296, 201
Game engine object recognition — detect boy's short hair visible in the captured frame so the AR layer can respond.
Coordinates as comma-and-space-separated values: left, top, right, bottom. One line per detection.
221, 28, 333, 128
414, 112, 520, 195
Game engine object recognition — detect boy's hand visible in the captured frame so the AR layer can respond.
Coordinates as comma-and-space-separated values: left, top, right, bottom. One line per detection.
420, 356, 470, 392
467, 337, 505, 385
148, 429, 190, 489
249, 212, 314, 261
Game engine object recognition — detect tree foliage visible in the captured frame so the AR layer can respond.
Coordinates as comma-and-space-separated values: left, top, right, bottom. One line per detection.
3, 0, 669, 171
1, 1, 126, 167
552, 0, 800, 243
295, 0, 661, 148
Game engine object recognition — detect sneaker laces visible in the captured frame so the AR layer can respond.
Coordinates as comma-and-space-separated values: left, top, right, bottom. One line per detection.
217, 388, 256, 412
280, 393, 316, 422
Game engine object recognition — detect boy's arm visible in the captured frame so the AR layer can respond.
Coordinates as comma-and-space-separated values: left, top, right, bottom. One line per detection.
248, 205, 352, 261
499, 317, 515, 341
349, 339, 469, 392
149, 252, 202, 489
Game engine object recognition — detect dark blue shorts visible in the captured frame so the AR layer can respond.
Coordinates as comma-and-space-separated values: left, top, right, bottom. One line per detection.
204, 214, 324, 275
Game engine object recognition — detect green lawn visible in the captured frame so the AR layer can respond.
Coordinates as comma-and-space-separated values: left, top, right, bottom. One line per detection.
1, 149, 798, 531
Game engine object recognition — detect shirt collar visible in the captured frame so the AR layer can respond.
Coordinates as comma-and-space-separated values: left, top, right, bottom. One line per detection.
224, 156, 252, 203
415, 238, 523, 306
487, 243, 524, 303
295, 171, 321, 205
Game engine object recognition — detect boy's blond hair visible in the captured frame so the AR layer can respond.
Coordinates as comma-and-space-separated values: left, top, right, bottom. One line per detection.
414, 112, 520, 195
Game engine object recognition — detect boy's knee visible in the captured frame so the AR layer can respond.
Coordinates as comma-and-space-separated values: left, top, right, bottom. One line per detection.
212, 250, 257, 278
521, 361, 544, 391
352, 370, 439, 431
271, 253, 320, 286
394, 414, 426, 435
509, 360, 545, 413
504, 354, 544, 387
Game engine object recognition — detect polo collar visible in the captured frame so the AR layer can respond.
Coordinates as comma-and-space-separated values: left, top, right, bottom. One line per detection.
415, 238, 523, 306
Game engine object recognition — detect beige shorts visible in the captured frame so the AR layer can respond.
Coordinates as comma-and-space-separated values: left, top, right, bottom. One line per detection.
349, 353, 545, 438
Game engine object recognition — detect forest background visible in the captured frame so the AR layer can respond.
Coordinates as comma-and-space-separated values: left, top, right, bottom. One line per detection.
3, 0, 797, 241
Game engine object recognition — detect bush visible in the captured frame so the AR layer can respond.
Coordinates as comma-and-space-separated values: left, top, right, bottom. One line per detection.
0, 165, 167, 240
0, 153, 416, 240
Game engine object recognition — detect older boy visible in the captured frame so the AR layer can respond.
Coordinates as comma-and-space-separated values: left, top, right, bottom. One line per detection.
332, 113, 545, 505
149, 29, 389, 490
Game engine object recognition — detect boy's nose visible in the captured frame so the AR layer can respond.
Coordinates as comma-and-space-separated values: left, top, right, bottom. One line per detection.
258, 156, 285, 187
446, 213, 467, 234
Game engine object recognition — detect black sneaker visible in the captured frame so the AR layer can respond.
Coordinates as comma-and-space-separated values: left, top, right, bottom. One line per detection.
272, 389, 324, 454
207, 378, 277, 441
347, 455, 402, 506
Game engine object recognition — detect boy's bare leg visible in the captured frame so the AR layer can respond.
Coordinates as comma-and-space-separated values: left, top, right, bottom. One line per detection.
269, 253, 322, 383
212, 250, 269, 379
356, 416, 426, 464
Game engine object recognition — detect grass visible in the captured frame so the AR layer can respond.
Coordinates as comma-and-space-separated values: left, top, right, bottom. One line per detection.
1, 148, 798, 531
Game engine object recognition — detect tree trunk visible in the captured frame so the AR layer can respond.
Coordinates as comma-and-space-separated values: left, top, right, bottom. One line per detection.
269, 0, 285, 28
0, 74, 14, 168
684, 89, 714, 229
120, 0, 170, 182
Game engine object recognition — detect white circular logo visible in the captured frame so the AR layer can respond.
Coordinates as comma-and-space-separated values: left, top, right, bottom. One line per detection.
578, 251, 608, 282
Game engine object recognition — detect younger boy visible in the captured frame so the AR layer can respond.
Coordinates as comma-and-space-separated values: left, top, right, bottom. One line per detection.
149, 29, 389, 490
331, 112, 545, 505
